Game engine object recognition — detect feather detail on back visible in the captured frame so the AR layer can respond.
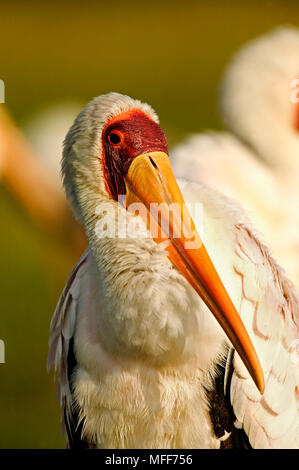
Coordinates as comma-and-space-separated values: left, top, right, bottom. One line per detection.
231, 224, 299, 448
48, 248, 90, 447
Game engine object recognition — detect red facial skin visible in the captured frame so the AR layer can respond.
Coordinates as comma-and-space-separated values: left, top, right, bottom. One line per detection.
101, 110, 168, 200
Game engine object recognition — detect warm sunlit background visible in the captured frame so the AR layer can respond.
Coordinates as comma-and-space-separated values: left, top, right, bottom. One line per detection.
1, 0, 299, 448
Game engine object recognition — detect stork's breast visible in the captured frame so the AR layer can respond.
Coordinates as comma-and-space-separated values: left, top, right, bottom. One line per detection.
73, 363, 220, 449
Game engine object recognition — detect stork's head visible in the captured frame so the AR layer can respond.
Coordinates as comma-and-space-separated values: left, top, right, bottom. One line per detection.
62, 93, 158, 219
62, 92, 264, 393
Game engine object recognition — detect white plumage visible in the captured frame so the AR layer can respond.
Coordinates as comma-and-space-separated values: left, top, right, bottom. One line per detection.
48, 93, 299, 449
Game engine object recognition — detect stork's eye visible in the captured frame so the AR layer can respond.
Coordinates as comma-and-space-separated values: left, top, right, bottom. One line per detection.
108, 130, 123, 146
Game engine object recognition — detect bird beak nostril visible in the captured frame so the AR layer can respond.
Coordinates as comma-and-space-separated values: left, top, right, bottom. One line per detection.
149, 155, 158, 169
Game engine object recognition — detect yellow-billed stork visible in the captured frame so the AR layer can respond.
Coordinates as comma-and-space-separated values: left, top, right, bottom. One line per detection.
48, 93, 299, 449
172, 27, 299, 286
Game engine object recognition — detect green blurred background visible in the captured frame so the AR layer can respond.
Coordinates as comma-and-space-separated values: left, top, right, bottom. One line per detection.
1, 0, 299, 448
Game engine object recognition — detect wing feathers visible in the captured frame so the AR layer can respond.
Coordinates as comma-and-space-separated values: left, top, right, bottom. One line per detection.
231, 223, 299, 448
48, 248, 90, 445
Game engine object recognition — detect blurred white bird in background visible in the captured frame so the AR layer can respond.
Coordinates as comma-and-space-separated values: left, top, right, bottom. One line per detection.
172, 27, 299, 286
221, 26, 299, 173
0, 105, 70, 232
0, 104, 86, 251
24, 102, 82, 188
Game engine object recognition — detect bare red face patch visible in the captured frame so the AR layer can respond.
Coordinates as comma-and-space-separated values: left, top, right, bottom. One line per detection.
101, 110, 168, 199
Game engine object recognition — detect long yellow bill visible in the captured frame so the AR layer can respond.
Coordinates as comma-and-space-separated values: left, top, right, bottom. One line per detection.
125, 151, 264, 394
